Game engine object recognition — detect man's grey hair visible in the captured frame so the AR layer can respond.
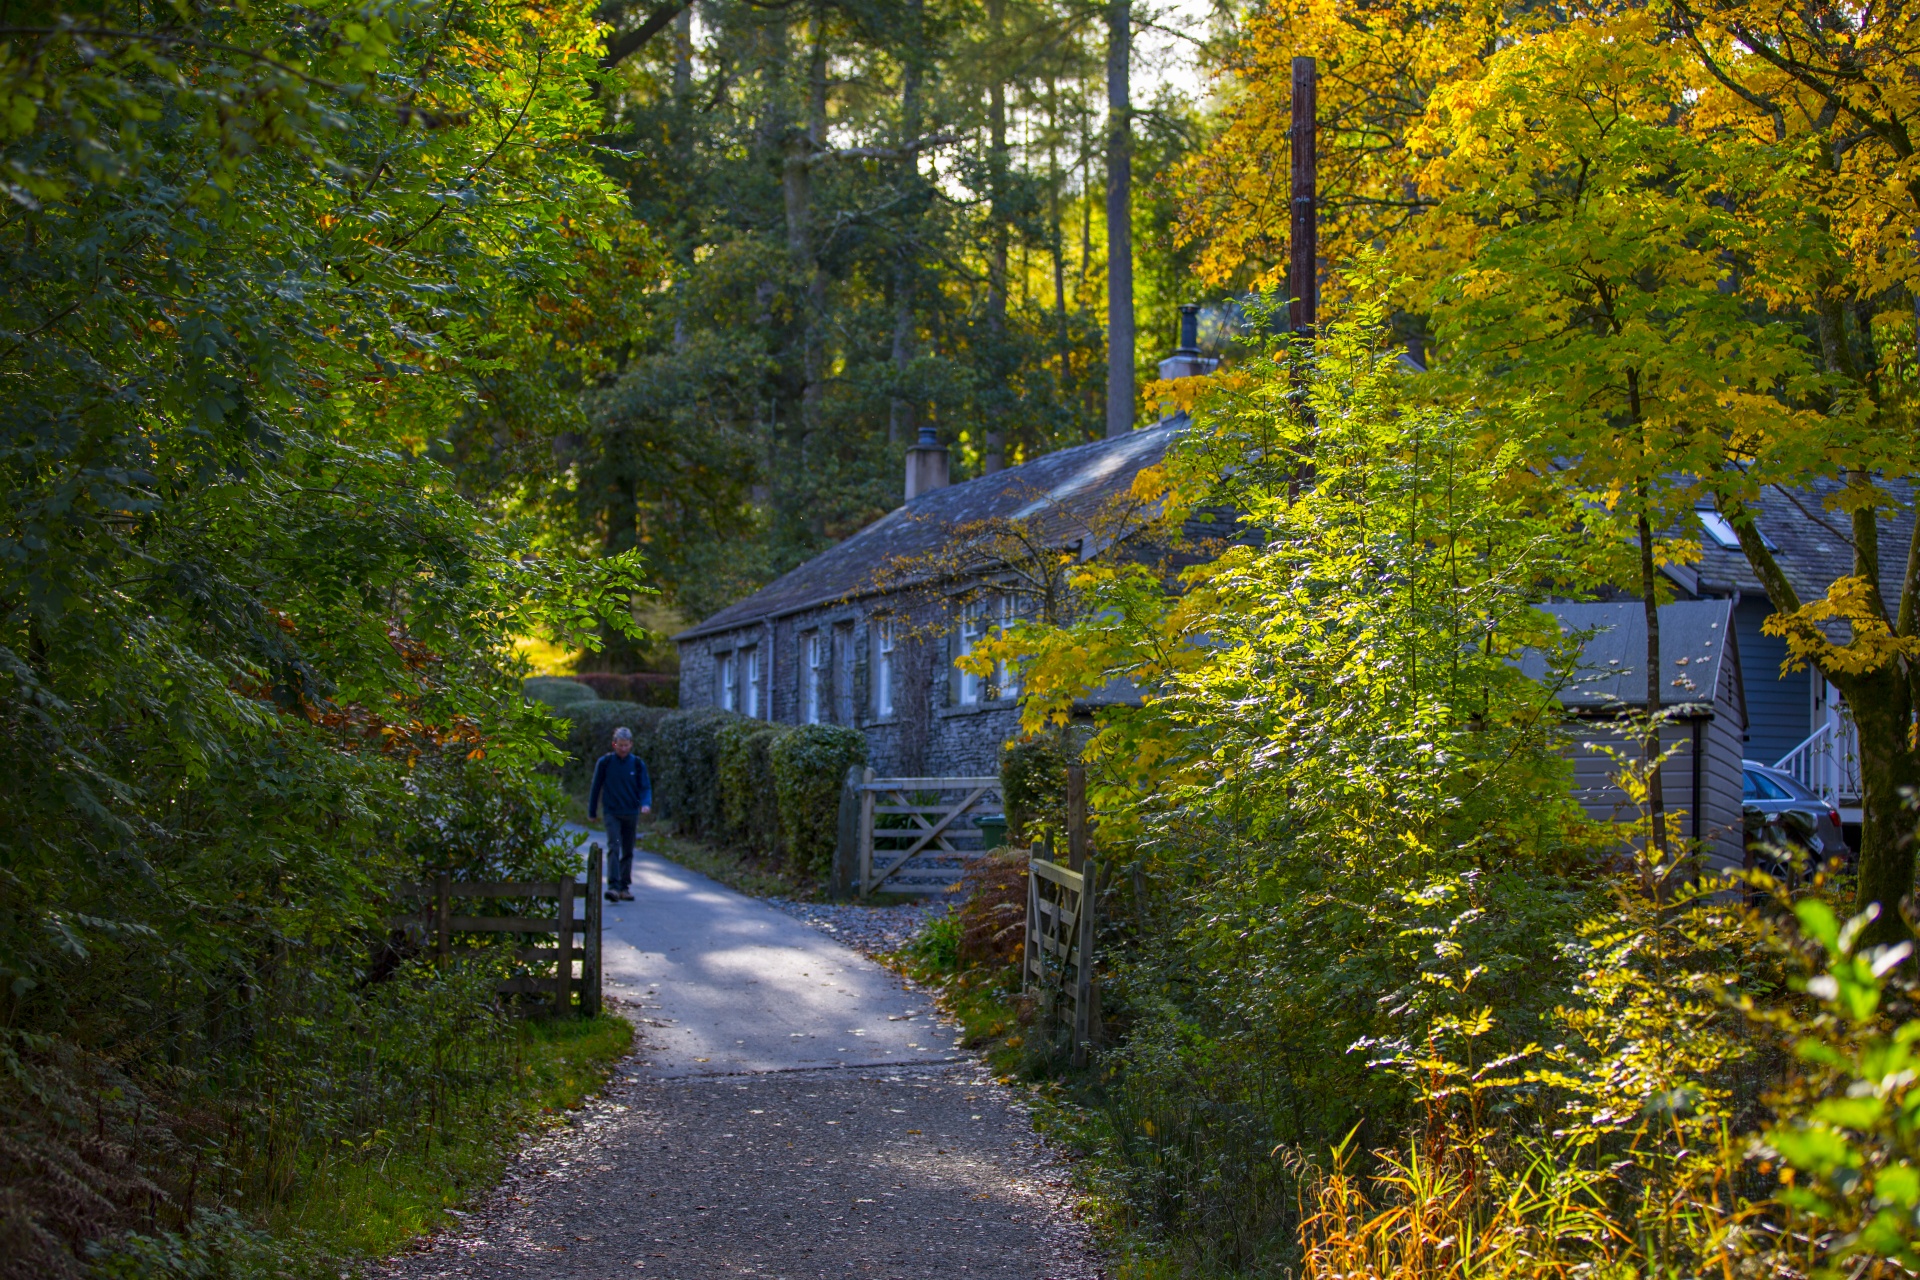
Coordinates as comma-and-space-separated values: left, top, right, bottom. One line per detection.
612, 727, 633, 742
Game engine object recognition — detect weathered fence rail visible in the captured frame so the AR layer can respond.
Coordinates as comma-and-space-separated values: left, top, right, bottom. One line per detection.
389, 844, 604, 1016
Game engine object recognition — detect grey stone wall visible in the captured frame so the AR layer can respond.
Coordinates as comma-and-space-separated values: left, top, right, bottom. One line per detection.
675, 598, 1022, 780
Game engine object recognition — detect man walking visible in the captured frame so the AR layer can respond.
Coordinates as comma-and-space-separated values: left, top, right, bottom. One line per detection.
588, 727, 651, 902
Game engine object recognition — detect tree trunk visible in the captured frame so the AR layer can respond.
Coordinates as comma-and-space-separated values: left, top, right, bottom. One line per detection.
1846, 668, 1920, 944
790, 4, 829, 445
1636, 502, 1669, 861
889, 0, 924, 446
983, 0, 1009, 472
1104, 0, 1133, 439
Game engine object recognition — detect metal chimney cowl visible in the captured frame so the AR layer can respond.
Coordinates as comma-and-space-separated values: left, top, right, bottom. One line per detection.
1157, 303, 1220, 381
904, 424, 949, 501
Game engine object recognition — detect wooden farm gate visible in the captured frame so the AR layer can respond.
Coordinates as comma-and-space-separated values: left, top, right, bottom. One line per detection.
853, 772, 1005, 896
1025, 854, 1098, 1066
1022, 766, 1100, 1064
390, 845, 604, 1017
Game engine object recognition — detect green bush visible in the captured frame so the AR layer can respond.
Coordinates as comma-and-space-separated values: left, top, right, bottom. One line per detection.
771, 724, 869, 876
653, 707, 738, 836
524, 675, 598, 708
717, 719, 791, 855
1001, 735, 1069, 846
557, 702, 669, 797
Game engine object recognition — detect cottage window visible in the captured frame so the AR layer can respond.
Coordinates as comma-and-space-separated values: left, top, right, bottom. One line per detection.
956, 602, 986, 705
994, 594, 1020, 699
744, 647, 762, 718
805, 631, 828, 724
834, 625, 855, 725
718, 652, 736, 712
873, 621, 895, 719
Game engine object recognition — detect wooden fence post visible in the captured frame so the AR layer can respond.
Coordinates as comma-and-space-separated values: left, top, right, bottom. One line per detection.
556, 872, 575, 1017
1072, 858, 1098, 1067
1067, 765, 1088, 871
857, 767, 875, 896
583, 844, 603, 1018
434, 871, 451, 966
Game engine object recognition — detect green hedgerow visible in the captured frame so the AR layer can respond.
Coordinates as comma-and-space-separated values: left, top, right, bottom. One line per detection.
653, 707, 737, 836
718, 719, 792, 857
770, 724, 868, 877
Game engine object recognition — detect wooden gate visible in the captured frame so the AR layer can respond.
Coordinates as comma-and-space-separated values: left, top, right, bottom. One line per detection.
390, 844, 603, 1017
1026, 855, 1097, 1066
854, 772, 1004, 896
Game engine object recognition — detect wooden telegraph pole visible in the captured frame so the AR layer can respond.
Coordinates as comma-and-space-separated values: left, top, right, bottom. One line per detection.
1289, 56, 1317, 338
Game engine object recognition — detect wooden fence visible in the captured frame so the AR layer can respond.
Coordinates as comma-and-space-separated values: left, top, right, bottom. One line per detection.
389, 845, 604, 1017
849, 771, 1005, 896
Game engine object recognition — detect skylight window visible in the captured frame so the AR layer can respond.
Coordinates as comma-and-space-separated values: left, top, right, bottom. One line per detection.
1697, 509, 1776, 551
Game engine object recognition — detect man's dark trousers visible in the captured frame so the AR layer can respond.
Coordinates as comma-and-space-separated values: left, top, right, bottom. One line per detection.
603, 814, 636, 893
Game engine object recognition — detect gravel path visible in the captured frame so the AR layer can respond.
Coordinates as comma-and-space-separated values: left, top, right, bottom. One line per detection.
380, 836, 1101, 1280
762, 897, 950, 958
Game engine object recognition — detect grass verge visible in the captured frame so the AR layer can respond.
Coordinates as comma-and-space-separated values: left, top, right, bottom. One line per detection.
264, 1012, 632, 1267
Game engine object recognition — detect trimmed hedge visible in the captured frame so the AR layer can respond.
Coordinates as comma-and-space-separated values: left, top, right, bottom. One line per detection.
653, 707, 733, 836
570, 671, 680, 707
524, 675, 598, 707
771, 724, 869, 876
717, 719, 791, 856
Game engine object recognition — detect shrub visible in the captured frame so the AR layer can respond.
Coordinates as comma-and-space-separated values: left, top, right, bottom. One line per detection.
524, 675, 597, 708
566, 672, 679, 707
742, 727, 790, 854
556, 702, 669, 797
717, 719, 791, 855
629, 672, 680, 707
714, 717, 760, 843
771, 724, 869, 876
953, 848, 1030, 969
569, 672, 631, 700
653, 707, 738, 835
1001, 736, 1069, 846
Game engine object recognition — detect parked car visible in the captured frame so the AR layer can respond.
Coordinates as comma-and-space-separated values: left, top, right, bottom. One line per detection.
1742, 760, 1848, 879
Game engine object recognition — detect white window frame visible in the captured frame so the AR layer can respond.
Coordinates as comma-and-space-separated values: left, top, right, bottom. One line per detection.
956, 602, 986, 706
718, 652, 736, 712
804, 631, 828, 724
873, 620, 895, 720
744, 647, 761, 718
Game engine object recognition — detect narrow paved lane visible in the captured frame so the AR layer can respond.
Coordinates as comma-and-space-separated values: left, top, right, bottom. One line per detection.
599, 844, 959, 1076
383, 834, 1103, 1280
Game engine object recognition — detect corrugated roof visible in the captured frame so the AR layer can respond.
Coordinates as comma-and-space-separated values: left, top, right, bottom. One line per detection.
1524, 600, 1739, 711
677, 422, 1182, 641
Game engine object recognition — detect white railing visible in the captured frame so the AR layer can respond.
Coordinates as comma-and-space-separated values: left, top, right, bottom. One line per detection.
1773, 706, 1861, 809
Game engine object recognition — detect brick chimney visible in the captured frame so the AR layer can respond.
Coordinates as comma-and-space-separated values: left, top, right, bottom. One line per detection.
904, 424, 949, 501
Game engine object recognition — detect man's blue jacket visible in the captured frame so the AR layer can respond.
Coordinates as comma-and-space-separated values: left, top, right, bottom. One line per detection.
589, 752, 652, 818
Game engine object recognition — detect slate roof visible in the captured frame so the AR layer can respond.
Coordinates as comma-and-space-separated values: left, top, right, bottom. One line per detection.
677, 421, 1183, 642
1691, 478, 1914, 606
1522, 600, 1742, 713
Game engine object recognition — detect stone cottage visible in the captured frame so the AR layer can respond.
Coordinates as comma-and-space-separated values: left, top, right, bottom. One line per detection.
673, 310, 1219, 779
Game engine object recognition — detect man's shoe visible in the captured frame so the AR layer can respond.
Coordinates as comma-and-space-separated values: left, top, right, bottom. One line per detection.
619, 890, 636, 901
605, 890, 619, 902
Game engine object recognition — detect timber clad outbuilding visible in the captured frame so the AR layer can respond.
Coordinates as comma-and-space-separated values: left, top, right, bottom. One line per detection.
1526, 600, 1748, 872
